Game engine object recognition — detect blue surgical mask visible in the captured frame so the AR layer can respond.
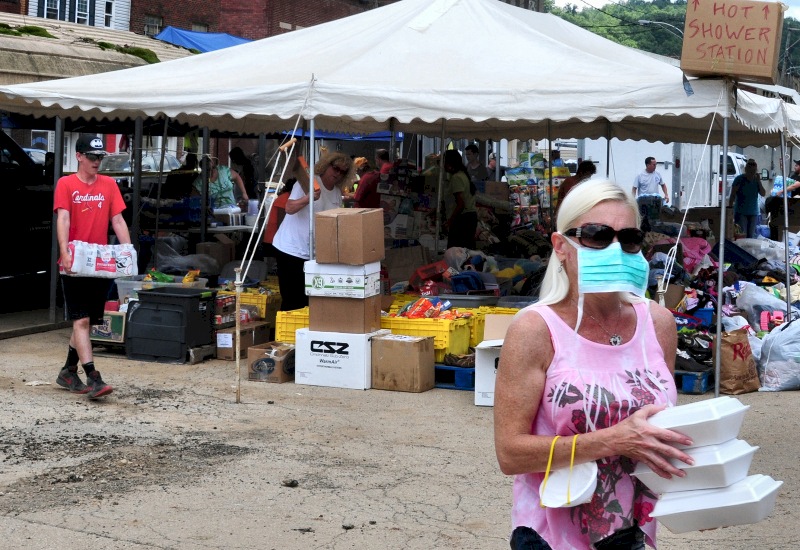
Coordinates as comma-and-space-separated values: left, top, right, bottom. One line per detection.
565, 239, 649, 297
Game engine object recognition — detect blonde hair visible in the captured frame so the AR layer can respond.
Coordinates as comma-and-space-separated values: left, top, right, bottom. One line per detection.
313, 152, 354, 189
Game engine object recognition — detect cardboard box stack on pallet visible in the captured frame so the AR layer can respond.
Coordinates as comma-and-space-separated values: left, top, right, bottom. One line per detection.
295, 208, 391, 390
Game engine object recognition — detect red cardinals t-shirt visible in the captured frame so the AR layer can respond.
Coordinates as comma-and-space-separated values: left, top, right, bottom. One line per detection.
53, 173, 126, 245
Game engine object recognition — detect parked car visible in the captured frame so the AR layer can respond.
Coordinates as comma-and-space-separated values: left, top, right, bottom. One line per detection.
0, 130, 54, 312
23, 147, 47, 165
99, 151, 182, 193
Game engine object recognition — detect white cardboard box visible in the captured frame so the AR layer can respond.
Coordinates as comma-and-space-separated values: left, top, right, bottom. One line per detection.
304, 260, 381, 298
475, 338, 503, 406
295, 328, 390, 390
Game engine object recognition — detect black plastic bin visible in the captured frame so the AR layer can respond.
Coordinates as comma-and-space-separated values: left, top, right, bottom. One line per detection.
126, 287, 217, 363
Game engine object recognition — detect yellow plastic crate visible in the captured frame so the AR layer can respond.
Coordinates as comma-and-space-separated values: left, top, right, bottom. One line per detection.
467, 312, 485, 347
478, 306, 521, 316
388, 293, 419, 313
218, 290, 282, 325
275, 307, 310, 343
380, 317, 470, 362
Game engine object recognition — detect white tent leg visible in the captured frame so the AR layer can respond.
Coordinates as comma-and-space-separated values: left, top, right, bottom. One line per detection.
715, 115, 730, 398
779, 133, 792, 316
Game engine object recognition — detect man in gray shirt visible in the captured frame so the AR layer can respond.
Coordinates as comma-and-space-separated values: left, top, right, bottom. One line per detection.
632, 156, 669, 203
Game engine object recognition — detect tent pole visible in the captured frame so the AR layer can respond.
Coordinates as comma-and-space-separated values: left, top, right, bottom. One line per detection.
309, 119, 317, 260
715, 115, 730, 398
258, 132, 267, 197
780, 133, 791, 316
547, 122, 553, 230
389, 118, 397, 161
435, 120, 446, 257
152, 117, 169, 267
132, 117, 143, 243
605, 121, 611, 178
200, 127, 210, 245
49, 116, 64, 324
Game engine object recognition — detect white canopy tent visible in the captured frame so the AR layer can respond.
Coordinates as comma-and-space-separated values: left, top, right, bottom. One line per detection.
1, 0, 792, 398
0, 0, 785, 146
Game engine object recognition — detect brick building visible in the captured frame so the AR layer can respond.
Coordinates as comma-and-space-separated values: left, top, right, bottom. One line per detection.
128, 0, 397, 41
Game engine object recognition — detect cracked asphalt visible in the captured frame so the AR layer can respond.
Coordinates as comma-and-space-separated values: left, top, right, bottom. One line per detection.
1, 328, 798, 549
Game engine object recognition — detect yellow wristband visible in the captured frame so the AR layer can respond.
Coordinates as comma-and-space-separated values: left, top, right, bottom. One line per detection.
567, 434, 579, 505
539, 435, 561, 509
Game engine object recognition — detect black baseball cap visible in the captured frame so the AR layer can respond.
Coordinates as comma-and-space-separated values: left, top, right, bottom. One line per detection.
794, 159, 800, 166
75, 134, 107, 156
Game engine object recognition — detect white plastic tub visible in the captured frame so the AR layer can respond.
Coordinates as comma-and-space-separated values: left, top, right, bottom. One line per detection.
633, 438, 758, 494
651, 474, 783, 533
648, 396, 750, 449
115, 275, 208, 304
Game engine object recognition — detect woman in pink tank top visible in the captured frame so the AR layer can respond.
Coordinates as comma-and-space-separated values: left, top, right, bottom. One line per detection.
494, 180, 695, 550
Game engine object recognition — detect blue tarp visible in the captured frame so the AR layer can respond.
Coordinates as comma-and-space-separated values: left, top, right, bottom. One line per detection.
155, 26, 251, 53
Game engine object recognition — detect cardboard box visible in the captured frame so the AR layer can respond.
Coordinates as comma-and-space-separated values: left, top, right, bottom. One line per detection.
315, 208, 385, 265
484, 181, 510, 202
665, 284, 686, 310
384, 213, 418, 239
90, 311, 126, 344
247, 341, 295, 383
371, 335, 435, 393
304, 260, 381, 298
215, 320, 271, 360
309, 295, 382, 334
475, 339, 503, 406
383, 245, 429, 285
680, 0, 783, 84
294, 328, 390, 390
484, 314, 515, 341
196, 242, 233, 271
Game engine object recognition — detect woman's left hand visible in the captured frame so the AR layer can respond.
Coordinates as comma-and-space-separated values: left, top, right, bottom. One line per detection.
608, 404, 695, 479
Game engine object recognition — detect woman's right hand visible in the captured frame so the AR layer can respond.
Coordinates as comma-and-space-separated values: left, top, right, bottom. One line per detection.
608, 404, 695, 479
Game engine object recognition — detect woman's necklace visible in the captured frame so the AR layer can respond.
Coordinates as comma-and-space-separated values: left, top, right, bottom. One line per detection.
581, 301, 623, 346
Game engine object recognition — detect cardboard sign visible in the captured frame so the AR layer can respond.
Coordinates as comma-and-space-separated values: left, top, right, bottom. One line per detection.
681, 0, 784, 84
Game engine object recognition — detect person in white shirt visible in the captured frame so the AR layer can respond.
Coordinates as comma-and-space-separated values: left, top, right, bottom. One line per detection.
272, 152, 353, 310
631, 156, 669, 204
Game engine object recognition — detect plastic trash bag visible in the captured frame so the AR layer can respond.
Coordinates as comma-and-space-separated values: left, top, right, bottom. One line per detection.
758, 318, 800, 391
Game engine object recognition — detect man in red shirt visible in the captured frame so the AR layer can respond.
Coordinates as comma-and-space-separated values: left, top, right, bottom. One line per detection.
53, 134, 131, 399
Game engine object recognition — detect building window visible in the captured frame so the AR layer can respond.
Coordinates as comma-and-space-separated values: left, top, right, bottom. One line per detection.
105, 1, 114, 27
192, 23, 208, 32
45, 0, 59, 19
75, 0, 89, 25
144, 15, 163, 36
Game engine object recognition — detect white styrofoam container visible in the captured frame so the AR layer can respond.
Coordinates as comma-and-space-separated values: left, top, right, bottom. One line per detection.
648, 396, 750, 449
651, 474, 783, 534
539, 460, 598, 508
633, 438, 759, 494
303, 260, 381, 298
474, 339, 502, 406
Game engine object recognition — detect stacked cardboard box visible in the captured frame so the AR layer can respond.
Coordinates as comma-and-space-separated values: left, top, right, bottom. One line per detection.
296, 208, 386, 390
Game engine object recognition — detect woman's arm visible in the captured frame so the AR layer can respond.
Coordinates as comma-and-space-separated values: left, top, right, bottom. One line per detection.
494, 306, 693, 479
231, 170, 248, 201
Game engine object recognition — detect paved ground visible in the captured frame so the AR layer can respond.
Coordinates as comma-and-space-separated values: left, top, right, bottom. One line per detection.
0, 327, 797, 549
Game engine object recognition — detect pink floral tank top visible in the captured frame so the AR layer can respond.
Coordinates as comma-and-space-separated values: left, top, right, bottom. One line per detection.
511, 301, 677, 549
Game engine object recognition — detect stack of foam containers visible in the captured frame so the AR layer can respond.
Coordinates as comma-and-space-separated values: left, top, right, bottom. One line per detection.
633, 396, 783, 534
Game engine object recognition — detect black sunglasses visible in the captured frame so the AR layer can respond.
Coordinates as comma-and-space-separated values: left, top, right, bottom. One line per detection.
330, 164, 348, 177
83, 153, 105, 162
564, 223, 645, 254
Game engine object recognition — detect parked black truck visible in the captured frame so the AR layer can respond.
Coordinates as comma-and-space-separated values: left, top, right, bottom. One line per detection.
0, 129, 55, 312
